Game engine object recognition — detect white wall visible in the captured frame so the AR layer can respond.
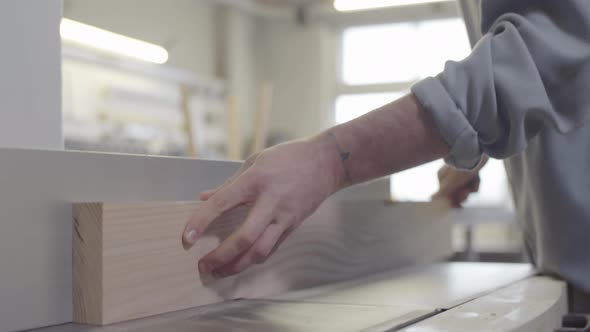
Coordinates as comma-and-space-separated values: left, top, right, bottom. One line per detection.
0, 0, 63, 149
220, 6, 260, 151
257, 19, 334, 139
63, 0, 217, 76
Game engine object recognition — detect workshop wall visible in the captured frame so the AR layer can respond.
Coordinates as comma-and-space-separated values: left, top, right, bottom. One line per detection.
219, 6, 260, 152
61, 1, 264, 159
256, 19, 333, 140
63, 0, 217, 75
0, 0, 63, 149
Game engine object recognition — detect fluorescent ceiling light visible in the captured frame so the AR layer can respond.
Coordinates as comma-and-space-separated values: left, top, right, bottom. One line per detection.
334, 0, 452, 12
60, 18, 169, 64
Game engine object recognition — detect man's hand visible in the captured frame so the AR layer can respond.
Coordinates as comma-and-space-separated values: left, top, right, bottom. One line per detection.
182, 136, 342, 279
181, 94, 450, 279
431, 156, 488, 208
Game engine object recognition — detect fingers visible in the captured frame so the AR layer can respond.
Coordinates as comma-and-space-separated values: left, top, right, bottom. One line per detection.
437, 165, 450, 181
199, 189, 218, 201
211, 221, 285, 278
450, 178, 481, 207
199, 177, 233, 201
199, 154, 260, 201
183, 177, 253, 250
197, 196, 276, 276
433, 165, 482, 203
451, 188, 471, 208
470, 176, 481, 192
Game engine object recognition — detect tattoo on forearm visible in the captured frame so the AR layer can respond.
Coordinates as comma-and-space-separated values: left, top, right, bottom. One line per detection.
327, 131, 353, 184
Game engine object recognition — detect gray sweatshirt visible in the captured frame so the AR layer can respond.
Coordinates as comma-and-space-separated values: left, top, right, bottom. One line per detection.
412, 0, 590, 292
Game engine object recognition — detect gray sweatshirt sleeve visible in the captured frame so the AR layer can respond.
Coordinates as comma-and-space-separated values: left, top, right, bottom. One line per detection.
411, 0, 590, 169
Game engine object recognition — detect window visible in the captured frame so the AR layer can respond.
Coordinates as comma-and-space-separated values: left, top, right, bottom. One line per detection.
335, 17, 512, 208
335, 18, 471, 126
340, 18, 470, 86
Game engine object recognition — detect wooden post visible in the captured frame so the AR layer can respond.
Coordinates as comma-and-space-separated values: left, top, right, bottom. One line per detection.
227, 95, 242, 160
250, 82, 273, 156
180, 85, 198, 158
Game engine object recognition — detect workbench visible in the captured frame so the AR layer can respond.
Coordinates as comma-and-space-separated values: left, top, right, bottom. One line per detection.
31, 263, 566, 332
0, 149, 567, 331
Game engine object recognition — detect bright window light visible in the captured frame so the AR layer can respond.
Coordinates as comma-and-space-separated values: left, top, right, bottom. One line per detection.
391, 158, 511, 206
334, 0, 452, 12
342, 22, 418, 84
60, 18, 169, 64
342, 19, 470, 84
465, 159, 512, 207
391, 160, 444, 201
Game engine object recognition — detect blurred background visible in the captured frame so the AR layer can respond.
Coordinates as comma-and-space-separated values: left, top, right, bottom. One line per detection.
60, 0, 521, 262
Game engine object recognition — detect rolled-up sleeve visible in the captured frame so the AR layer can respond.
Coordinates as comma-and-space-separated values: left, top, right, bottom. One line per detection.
412, 4, 590, 169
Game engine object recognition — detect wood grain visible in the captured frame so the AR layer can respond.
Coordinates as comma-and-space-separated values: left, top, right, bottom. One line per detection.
73, 200, 452, 325
73, 203, 104, 325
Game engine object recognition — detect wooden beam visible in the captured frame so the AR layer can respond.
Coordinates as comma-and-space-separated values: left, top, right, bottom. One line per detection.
180, 85, 198, 158
227, 95, 242, 160
73, 200, 452, 325
249, 82, 273, 155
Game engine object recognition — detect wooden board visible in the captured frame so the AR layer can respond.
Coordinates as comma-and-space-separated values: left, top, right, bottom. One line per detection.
73, 200, 452, 325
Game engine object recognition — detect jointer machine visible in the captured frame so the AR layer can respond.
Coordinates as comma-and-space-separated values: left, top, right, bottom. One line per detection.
0, 148, 581, 332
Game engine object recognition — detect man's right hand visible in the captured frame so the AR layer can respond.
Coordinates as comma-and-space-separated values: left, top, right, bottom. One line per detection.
181, 135, 344, 279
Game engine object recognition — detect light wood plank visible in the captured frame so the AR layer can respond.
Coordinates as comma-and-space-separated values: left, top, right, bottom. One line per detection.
73, 200, 452, 325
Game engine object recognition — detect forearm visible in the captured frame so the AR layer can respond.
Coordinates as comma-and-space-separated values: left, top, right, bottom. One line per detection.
313, 94, 450, 192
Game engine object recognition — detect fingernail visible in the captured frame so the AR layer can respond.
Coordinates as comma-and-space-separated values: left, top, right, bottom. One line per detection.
184, 229, 198, 245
